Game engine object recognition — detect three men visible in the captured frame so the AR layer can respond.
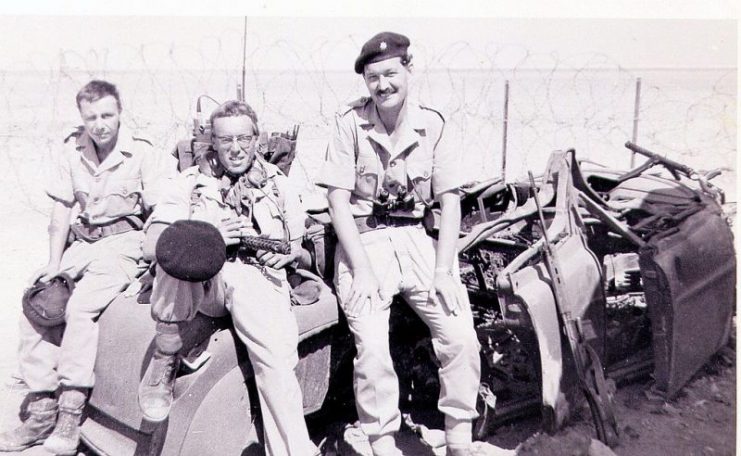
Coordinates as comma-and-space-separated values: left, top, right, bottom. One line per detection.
0, 80, 175, 454
137, 100, 319, 456
317, 32, 482, 456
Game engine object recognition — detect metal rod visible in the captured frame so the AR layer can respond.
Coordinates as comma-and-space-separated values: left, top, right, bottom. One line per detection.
501, 80, 510, 181
630, 77, 642, 168
240, 16, 248, 102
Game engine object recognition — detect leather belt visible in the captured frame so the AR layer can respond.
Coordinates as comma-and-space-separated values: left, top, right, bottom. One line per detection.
354, 215, 422, 234
69, 216, 143, 243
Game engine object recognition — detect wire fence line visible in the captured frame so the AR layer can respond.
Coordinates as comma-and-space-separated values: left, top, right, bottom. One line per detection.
0, 36, 735, 218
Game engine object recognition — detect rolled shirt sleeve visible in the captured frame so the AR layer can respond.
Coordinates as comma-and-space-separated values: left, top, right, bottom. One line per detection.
275, 175, 307, 241
45, 145, 75, 204
315, 112, 357, 190
140, 145, 179, 210
144, 172, 194, 229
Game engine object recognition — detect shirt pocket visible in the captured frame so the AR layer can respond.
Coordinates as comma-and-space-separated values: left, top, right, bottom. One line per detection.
98, 177, 142, 217
406, 157, 433, 204
354, 151, 379, 199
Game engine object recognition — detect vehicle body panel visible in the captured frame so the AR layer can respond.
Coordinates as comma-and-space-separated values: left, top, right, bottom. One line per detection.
639, 205, 736, 398
82, 283, 344, 456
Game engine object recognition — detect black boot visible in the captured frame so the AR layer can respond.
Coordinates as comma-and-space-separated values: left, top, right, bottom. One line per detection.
43, 388, 86, 456
138, 349, 180, 422
0, 394, 57, 451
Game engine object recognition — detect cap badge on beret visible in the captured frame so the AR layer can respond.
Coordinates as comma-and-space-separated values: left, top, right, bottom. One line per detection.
379, 41, 387, 51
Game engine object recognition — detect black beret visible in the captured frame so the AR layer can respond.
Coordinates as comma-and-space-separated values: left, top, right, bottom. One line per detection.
354, 31, 411, 74
22, 273, 75, 327
156, 220, 226, 282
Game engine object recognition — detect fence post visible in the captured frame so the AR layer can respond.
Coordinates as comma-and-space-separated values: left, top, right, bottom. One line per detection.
630, 77, 642, 168
501, 80, 510, 182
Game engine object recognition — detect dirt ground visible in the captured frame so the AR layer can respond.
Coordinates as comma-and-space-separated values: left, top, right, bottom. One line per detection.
319, 341, 736, 456
514, 345, 736, 456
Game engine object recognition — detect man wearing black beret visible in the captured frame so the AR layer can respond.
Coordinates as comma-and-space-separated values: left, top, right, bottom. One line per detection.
317, 32, 483, 456
137, 100, 318, 456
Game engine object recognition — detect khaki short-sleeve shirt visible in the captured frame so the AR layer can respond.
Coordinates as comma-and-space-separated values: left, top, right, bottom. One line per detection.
317, 98, 464, 218
149, 160, 306, 242
46, 126, 177, 224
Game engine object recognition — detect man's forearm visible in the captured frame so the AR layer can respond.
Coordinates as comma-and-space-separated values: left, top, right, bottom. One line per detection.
327, 189, 372, 272
143, 222, 168, 262
434, 191, 462, 271
47, 200, 72, 265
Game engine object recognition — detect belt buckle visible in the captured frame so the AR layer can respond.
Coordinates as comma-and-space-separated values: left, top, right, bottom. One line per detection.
90, 225, 104, 241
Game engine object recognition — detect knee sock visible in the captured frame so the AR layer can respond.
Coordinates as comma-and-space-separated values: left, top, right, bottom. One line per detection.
155, 321, 183, 355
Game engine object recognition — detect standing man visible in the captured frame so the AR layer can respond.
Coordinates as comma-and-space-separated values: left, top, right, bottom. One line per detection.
317, 32, 481, 456
137, 100, 319, 456
0, 80, 175, 455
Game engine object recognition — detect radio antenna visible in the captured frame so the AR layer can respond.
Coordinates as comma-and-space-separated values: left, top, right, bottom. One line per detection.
239, 16, 247, 102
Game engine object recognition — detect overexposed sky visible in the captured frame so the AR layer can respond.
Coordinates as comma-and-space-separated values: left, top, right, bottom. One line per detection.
0, 11, 736, 72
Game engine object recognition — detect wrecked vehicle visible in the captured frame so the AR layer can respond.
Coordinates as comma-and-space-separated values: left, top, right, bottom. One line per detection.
79, 135, 735, 454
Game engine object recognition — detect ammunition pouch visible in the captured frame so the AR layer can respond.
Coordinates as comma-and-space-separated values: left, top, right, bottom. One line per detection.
22, 273, 75, 327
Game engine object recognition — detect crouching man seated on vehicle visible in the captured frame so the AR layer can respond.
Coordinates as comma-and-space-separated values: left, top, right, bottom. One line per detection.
138, 100, 319, 456
0, 80, 175, 455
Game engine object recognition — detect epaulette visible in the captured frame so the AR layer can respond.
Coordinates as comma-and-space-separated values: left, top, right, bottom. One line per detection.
132, 136, 153, 146
340, 96, 370, 116
419, 105, 446, 125
63, 126, 85, 144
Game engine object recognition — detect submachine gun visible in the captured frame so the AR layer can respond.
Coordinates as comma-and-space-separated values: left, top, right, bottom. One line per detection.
235, 235, 291, 256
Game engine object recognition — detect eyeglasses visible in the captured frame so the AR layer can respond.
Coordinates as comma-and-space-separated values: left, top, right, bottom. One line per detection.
214, 134, 256, 148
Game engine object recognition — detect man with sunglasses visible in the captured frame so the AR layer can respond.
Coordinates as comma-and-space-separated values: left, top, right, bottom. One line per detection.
137, 100, 318, 456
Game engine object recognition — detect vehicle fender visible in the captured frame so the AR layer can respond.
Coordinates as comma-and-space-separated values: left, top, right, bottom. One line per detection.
178, 366, 257, 456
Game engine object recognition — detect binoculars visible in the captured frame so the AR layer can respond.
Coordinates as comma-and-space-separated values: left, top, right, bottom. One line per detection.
373, 187, 416, 215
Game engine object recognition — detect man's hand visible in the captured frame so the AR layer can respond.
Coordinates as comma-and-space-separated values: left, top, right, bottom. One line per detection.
29, 262, 61, 285
218, 216, 243, 246
255, 248, 298, 270
427, 269, 463, 316
344, 268, 385, 318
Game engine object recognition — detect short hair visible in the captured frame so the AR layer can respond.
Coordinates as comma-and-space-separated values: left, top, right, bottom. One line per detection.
76, 80, 121, 111
209, 100, 260, 135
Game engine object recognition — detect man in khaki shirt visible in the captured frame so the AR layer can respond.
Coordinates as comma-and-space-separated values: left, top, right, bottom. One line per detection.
137, 100, 319, 456
0, 80, 175, 455
317, 32, 481, 456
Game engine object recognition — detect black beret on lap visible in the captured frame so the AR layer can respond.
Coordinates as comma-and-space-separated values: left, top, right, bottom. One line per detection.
22, 273, 75, 327
156, 220, 226, 282
354, 31, 411, 74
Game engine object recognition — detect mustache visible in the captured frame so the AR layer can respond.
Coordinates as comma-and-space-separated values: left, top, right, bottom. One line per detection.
375, 88, 396, 96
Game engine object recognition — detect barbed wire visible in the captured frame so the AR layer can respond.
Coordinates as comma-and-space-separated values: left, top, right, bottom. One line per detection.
0, 35, 735, 218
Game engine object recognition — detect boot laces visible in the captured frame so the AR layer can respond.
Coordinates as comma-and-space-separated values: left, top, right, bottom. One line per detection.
149, 355, 178, 387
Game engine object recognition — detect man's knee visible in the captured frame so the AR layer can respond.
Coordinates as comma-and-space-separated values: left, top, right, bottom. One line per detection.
433, 323, 480, 363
